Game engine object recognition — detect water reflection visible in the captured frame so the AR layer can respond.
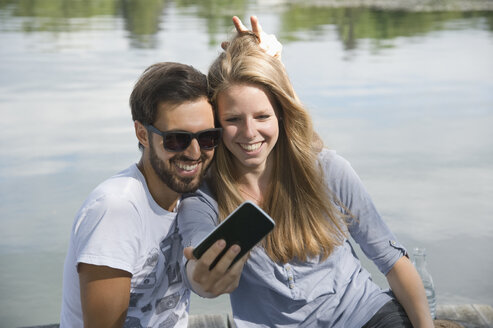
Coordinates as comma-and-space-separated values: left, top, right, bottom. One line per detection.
0, 1, 492, 327
1, 0, 492, 50
0, 0, 118, 31
121, 0, 165, 48
279, 6, 493, 51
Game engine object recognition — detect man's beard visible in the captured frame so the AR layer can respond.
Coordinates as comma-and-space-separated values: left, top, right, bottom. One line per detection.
149, 138, 210, 194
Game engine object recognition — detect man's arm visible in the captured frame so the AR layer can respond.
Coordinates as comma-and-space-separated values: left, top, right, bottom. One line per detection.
386, 256, 434, 328
78, 263, 132, 328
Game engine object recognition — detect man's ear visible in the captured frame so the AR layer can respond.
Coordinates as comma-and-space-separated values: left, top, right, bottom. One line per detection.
135, 120, 149, 148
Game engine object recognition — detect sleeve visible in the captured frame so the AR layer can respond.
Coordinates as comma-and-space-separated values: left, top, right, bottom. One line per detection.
176, 190, 219, 290
72, 194, 142, 275
320, 150, 407, 275
177, 190, 219, 250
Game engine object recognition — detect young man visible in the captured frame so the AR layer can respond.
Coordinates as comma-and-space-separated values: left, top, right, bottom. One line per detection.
60, 62, 243, 328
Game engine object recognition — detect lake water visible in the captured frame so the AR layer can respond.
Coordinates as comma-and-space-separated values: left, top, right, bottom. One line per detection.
1, 1, 492, 327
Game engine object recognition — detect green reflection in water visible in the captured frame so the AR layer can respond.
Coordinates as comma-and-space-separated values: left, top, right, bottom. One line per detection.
1, 0, 492, 50
174, 0, 249, 46
120, 0, 166, 48
0, 0, 118, 32
279, 6, 493, 51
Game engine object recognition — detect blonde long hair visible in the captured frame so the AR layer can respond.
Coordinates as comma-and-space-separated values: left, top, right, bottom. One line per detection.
208, 33, 347, 263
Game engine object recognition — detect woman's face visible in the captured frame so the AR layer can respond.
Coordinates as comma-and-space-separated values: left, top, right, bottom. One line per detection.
217, 83, 280, 174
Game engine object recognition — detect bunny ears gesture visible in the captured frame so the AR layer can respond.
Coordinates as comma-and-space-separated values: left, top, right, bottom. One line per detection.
222, 15, 283, 60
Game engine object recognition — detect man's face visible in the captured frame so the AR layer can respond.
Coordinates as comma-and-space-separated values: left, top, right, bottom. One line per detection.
148, 98, 215, 193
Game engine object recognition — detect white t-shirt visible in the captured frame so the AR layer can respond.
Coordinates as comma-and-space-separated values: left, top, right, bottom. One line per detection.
60, 164, 188, 328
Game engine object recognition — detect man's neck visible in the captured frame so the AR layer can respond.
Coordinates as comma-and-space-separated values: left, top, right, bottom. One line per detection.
137, 159, 180, 212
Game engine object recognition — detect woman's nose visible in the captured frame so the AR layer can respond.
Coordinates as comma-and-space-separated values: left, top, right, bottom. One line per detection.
242, 119, 256, 139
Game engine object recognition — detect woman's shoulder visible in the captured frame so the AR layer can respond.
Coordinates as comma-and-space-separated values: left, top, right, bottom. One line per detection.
180, 181, 218, 211
316, 148, 364, 197
317, 148, 353, 175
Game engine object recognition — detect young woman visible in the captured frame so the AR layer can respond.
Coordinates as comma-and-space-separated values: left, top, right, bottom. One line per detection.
178, 17, 434, 328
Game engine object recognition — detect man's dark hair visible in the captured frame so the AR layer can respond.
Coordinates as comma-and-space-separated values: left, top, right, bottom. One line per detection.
130, 62, 208, 125
130, 62, 208, 149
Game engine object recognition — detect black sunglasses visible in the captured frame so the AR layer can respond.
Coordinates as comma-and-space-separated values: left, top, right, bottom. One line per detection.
145, 125, 222, 152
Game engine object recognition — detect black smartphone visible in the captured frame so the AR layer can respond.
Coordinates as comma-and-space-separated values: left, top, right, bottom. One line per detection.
192, 201, 275, 270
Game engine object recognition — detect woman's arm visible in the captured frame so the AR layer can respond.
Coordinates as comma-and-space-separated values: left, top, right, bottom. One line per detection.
386, 256, 434, 328
177, 192, 247, 298
321, 153, 433, 326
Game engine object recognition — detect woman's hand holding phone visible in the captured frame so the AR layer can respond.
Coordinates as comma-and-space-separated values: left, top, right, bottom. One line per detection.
184, 241, 248, 298
184, 201, 275, 297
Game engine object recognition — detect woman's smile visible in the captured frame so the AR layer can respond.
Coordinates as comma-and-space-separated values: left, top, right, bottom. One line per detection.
217, 83, 280, 172
239, 141, 263, 152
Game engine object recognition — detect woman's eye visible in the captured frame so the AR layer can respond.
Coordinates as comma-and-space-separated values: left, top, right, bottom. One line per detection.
257, 115, 270, 120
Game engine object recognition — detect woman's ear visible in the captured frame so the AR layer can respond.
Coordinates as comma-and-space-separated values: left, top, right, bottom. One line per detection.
135, 120, 150, 148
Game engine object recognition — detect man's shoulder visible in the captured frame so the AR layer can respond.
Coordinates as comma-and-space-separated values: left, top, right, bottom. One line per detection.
94, 164, 141, 192
73, 164, 152, 225
86, 164, 148, 205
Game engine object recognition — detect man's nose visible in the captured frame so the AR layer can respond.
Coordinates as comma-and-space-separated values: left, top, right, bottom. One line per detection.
183, 138, 201, 158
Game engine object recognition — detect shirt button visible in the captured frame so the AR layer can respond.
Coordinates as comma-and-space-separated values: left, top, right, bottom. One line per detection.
289, 283, 294, 289
391, 240, 396, 246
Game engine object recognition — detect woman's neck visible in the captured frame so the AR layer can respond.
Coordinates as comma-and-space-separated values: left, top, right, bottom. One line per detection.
235, 158, 274, 205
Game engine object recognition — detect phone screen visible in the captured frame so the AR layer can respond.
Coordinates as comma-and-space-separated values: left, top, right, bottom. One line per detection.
192, 201, 275, 269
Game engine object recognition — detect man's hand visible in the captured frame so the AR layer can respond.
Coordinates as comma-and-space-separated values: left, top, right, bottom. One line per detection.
184, 240, 248, 298
222, 15, 283, 59
78, 263, 131, 328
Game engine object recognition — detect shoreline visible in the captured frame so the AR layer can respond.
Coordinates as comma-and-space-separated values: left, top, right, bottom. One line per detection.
284, 0, 493, 11
19, 303, 493, 328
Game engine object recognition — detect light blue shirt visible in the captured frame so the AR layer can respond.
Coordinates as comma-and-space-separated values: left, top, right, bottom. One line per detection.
178, 149, 407, 327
